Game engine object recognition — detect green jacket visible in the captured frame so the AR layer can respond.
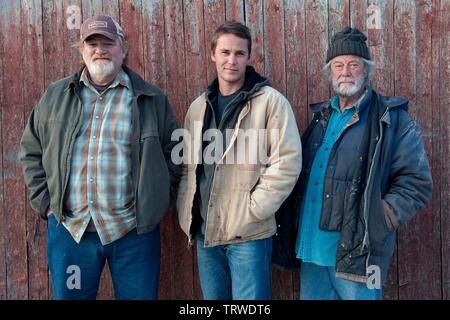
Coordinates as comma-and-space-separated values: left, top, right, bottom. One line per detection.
20, 66, 181, 234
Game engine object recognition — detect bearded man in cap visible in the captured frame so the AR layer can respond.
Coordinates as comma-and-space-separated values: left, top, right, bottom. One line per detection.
273, 27, 432, 300
20, 15, 180, 299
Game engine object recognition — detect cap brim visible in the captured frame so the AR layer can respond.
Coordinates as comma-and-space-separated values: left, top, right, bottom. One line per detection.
81, 31, 118, 42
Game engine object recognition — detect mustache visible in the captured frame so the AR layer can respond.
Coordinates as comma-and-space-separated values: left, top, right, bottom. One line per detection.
338, 77, 356, 85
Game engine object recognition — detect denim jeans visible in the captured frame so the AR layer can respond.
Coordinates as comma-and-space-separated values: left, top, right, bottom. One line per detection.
47, 214, 160, 300
196, 234, 272, 300
300, 261, 382, 300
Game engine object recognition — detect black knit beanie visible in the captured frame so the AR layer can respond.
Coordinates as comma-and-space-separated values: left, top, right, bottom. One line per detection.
326, 27, 371, 62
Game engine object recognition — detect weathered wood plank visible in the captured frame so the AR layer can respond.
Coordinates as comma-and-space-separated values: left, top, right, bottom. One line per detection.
184, 0, 208, 104
3, 0, 28, 300
262, 0, 289, 300
439, 0, 450, 300
183, 0, 209, 300
142, 0, 166, 89
119, 0, 144, 76
245, 0, 264, 76
164, 0, 188, 125
404, 0, 441, 300
393, 0, 440, 300
226, 0, 245, 22
42, 0, 65, 85
63, 0, 83, 76
305, 0, 329, 104
140, 0, 172, 300
350, 0, 367, 32
283, 2, 306, 297
264, 1, 286, 94
203, 0, 226, 84
328, 0, 350, 39
81, 0, 102, 19
164, 0, 194, 299
22, 0, 48, 300
284, 0, 308, 132
101, 0, 119, 19
0, 0, 7, 301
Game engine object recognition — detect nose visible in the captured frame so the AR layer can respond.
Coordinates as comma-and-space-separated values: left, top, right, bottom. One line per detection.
228, 54, 237, 65
341, 64, 352, 76
95, 46, 107, 55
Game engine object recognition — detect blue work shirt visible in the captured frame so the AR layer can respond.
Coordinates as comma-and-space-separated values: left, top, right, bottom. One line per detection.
296, 89, 370, 266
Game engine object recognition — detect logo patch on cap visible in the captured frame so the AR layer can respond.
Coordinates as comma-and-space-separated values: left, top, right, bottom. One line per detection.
88, 21, 108, 29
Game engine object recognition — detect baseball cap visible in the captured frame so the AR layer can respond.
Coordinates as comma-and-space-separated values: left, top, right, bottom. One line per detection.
80, 15, 124, 42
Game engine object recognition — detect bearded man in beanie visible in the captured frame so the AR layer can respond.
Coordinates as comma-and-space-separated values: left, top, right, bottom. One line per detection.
274, 27, 432, 299
19, 15, 180, 299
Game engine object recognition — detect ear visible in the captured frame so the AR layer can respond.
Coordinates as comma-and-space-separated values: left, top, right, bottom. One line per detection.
210, 50, 216, 63
121, 41, 129, 59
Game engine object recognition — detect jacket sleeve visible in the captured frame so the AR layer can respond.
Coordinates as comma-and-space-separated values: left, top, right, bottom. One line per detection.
19, 99, 50, 219
161, 96, 182, 205
249, 91, 302, 220
382, 112, 433, 230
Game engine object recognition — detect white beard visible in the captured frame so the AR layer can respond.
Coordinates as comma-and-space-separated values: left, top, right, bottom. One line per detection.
87, 60, 116, 82
332, 74, 365, 97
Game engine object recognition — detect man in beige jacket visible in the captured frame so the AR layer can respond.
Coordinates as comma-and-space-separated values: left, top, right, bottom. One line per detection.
176, 21, 302, 299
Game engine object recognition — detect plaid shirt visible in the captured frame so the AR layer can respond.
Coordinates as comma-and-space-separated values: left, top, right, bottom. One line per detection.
62, 68, 136, 245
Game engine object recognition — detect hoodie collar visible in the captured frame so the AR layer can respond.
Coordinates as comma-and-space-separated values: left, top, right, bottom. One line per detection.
205, 65, 269, 102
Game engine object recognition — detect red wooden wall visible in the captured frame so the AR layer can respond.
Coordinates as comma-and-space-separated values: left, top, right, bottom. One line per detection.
0, 0, 448, 300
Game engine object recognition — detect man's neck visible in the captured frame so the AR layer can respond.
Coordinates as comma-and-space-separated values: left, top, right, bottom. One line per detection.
338, 86, 366, 111
218, 79, 245, 96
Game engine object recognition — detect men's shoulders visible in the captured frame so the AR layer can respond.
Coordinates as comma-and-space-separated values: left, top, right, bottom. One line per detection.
190, 93, 207, 108
377, 92, 409, 110
46, 73, 78, 92
123, 66, 166, 97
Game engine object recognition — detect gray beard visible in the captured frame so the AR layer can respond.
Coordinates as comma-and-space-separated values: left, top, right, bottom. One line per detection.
88, 60, 116, 82
332, 74, 365, 97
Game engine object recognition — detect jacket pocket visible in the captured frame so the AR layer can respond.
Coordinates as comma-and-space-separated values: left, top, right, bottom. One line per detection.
235, 164, 261, 191
137, 129, 170, 230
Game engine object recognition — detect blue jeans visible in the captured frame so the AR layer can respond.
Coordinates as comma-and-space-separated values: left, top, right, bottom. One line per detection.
196, 234, 272, 300
47, 215, 160, 300
300, 261, 382, 300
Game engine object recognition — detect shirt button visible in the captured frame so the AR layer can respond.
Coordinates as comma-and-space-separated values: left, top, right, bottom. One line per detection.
90, 156, 94, 160
326, 194, 330, 198
93, 136, 97, 139
95, 115, 100, 119
90, 200, 94, 204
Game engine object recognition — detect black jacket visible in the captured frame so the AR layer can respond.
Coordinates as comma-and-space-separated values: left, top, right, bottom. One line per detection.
272, 90, 432, 283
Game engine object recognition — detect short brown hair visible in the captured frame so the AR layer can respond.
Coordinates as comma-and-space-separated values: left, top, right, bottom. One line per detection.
210, 21, 252, 57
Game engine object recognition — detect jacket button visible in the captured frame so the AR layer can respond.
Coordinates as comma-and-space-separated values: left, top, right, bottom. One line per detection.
278, 225, 281, 228
326, 194, 330, 198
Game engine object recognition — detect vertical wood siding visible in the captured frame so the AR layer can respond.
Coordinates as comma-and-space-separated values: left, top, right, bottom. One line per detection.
0, 0, 448, 300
